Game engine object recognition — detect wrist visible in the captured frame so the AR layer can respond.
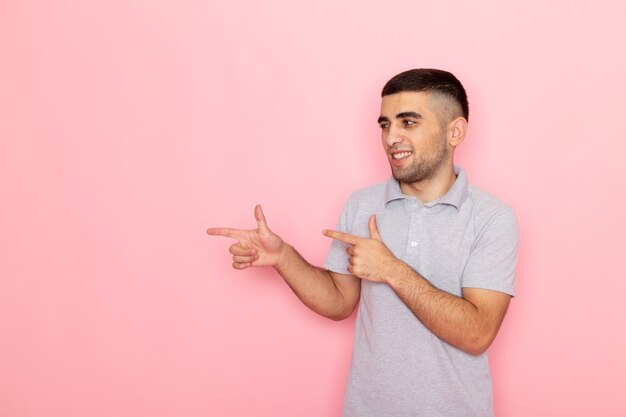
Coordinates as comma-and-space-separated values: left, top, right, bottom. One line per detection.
274, 242, 292, 272
385, 260, 414, 288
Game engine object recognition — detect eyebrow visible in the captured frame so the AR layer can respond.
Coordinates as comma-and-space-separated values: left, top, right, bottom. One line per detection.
396, 111, 422, 119
377, 112, 423, 124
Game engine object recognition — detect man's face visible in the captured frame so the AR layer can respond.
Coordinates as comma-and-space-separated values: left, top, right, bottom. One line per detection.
378, 91, 450, 184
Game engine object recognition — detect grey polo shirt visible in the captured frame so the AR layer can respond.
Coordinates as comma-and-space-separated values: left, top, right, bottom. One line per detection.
324, 166, 518, 417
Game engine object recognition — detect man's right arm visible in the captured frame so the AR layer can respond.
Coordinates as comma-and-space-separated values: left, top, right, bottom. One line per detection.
275, 244, 360, 320
207, 205, 361, 321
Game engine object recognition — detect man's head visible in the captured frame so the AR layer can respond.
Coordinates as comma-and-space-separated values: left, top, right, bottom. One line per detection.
378, 69, 469, 187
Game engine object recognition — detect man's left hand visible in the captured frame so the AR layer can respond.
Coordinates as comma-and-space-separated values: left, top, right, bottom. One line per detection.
323, 214, 404, 283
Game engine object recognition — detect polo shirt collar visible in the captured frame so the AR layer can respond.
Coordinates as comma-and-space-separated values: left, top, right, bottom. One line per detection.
384, 165, 469, 209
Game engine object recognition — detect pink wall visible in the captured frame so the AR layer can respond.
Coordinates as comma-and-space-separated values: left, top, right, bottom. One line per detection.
1, 1, 625, 416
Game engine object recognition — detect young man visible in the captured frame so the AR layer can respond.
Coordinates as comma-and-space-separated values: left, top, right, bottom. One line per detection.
207, 69, 519, 417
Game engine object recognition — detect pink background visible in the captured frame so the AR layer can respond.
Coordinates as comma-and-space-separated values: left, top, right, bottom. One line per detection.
1, 0, 625, 416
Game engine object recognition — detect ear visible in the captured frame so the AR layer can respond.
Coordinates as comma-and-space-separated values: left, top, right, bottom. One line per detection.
447, 117, 467, 147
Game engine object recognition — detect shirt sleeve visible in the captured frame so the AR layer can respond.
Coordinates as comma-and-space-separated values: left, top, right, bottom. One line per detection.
461, 207, 519, 296
323, 199, 353, 275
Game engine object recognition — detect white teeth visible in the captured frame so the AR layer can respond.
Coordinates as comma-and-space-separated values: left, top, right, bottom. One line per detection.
392, 151, 412, 160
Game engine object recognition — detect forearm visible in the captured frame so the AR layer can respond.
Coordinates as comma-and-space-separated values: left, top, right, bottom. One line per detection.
387, 263, 492, 355
275, 244, 356, 320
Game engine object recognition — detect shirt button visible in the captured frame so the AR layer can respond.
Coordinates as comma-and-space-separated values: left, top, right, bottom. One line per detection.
410, 241, 418, 247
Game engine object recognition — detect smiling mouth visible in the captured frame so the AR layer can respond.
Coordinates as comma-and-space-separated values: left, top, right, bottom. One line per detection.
392, 151, 413, 160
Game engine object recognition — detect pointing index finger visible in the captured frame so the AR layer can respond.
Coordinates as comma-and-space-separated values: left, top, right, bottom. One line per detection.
206, 227, 243, 239
322, 229, 361, 245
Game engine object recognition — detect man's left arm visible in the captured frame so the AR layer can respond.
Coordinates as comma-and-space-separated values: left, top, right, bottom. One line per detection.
387, 265, 511, 355
323, 213, 516, 356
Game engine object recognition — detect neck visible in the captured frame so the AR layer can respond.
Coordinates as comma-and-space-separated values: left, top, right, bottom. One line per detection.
399, 163, 457, 204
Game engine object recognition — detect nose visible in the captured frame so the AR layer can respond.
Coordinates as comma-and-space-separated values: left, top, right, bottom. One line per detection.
384, 126, 404, 148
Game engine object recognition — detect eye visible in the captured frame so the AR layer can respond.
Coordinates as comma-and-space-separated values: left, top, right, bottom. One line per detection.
379, 122, 390, 130
403, 119, 417, 127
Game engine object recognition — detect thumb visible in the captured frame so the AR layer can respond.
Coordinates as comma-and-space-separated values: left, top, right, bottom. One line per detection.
255, 204, 271, 233
368, 214, 381, 240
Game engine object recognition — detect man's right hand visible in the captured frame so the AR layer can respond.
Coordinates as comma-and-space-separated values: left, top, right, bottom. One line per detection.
206, 205, 285, 270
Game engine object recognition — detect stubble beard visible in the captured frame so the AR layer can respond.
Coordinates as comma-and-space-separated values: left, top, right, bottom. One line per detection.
391, 135, 449, 184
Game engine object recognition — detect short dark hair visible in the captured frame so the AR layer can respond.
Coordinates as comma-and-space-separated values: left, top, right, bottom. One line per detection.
381, 69, 469, 120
